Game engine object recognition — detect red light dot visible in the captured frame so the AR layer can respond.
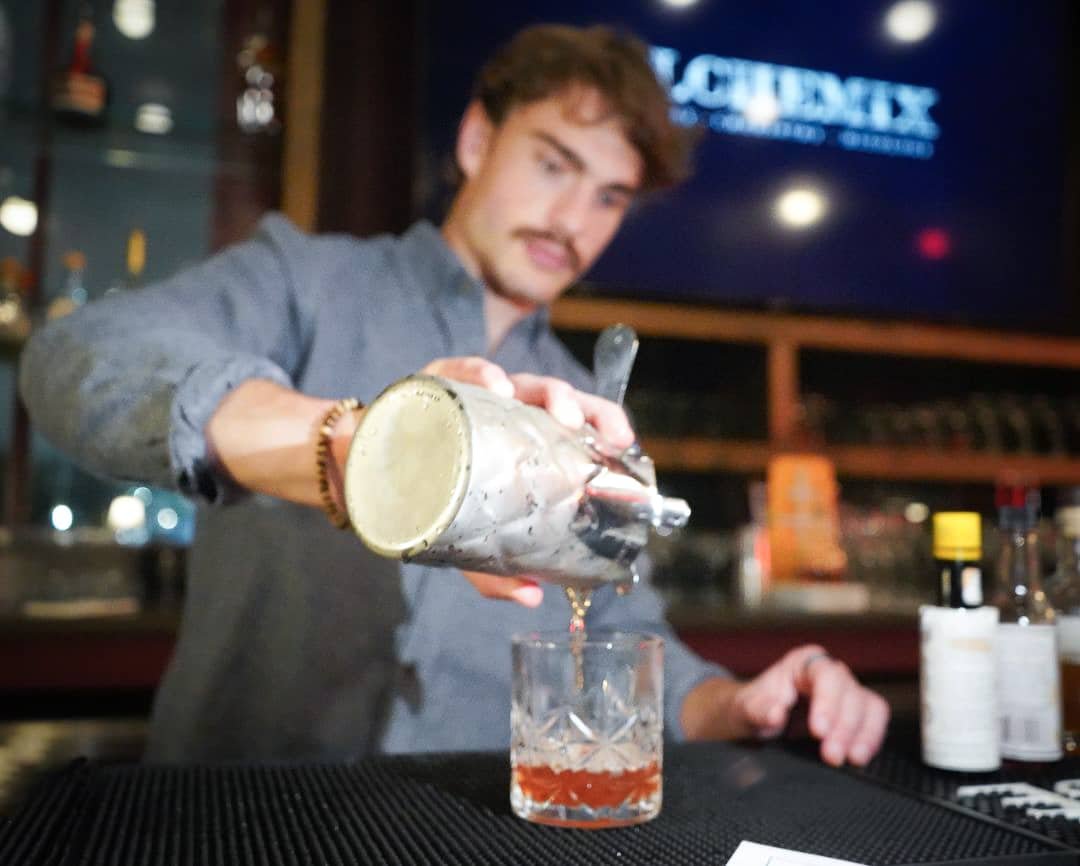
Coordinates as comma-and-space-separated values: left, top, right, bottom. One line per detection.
916, 227, 951, 260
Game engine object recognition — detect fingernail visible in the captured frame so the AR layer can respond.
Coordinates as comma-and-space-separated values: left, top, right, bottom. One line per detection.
823, 743, 843, 766
850, 744, 870, 766
511, 584, 544, 607
490, 377, 514, 398
554, 401, 585, 428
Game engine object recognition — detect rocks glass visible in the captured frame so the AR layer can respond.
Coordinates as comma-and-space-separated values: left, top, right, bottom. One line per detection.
510, 631, 663, 828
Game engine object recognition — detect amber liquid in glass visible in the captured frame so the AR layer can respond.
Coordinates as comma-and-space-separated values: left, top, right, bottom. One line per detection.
513, 761, 661, 827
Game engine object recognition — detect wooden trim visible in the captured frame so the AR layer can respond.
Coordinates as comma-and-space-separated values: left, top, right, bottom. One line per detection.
641, 436, 1080, 484
281, 0, 326, 231
551, 296, 1080, 368
767, 340, 798, 444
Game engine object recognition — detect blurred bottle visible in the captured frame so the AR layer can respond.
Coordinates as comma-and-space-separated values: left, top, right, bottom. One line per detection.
235, 7, 283, 135
106, 229, 147, 294
990, 484, 1062, 762
735, 480, 770, 607
968, 394, 1003, 452
46, 250, 89, 320
1029, 396, 1066, 456
935, 399, 973, 451
1048, 502, 1080, 753
920, 512, 999, 771
0, 256, 31, 342
998, 394, 1034, 454
52, 3, 109, 126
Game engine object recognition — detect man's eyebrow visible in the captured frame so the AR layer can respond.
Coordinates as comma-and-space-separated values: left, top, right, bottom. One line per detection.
531, 130, 640, 197
532, 131, 585, 170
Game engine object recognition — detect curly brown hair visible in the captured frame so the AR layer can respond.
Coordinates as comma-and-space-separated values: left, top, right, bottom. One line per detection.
470, 23, 697, 193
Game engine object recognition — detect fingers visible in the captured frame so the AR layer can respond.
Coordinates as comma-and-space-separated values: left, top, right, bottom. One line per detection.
422, 357, 514, 398
737, 674, 799, 739
801, 652, 891, 767
461, 570, 544, 608
509, 373, 635, 447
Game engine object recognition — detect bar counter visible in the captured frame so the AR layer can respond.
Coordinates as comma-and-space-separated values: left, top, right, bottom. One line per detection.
2, 727, 1078, 865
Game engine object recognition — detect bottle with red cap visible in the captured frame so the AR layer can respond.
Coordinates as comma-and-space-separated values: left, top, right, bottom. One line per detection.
990, 483, 1062, 762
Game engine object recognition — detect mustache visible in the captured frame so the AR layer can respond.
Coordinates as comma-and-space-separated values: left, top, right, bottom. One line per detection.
513, 229, 581, 272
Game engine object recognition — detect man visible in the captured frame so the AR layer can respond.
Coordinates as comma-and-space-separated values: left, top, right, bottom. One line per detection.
20, 24, 888, 766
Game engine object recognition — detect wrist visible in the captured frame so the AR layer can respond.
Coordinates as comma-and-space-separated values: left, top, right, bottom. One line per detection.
314, 397, 365, 528
680, 676, 748, 741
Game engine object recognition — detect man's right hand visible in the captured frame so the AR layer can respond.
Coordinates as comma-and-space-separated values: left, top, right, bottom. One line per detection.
422, 356, 635, 607
421, 356, 634, 447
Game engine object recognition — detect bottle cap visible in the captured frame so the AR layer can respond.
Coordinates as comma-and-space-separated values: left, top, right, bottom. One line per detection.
1058, 505, 1080, 538
63, 250, 86, 271
933, 511, 981, 560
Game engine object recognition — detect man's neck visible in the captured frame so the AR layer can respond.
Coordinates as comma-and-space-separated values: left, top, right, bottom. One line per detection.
483, 290, 536, 354
440, 216, 538, 354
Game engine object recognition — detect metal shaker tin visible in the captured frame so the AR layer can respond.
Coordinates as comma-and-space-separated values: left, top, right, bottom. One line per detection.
343, 374, 689, 588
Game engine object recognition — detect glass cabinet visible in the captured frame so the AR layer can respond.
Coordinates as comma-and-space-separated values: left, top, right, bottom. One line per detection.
0, 0, 289, 545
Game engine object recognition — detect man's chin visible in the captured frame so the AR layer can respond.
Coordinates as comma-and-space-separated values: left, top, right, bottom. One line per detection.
487, 272, 569, 309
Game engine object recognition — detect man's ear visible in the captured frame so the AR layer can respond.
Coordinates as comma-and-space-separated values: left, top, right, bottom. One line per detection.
455, 100, 494, 180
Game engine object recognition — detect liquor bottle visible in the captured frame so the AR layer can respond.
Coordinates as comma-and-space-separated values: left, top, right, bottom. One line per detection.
920, 511, 999, 771
991, 484, 1063, 762
106, 229, 146, 294
0, 256, 31, 341
52, 3, 109, 126
1048, 503, 1080, 753
46, 250, 89, 320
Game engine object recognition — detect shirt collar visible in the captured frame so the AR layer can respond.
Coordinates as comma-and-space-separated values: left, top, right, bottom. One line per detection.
401, 220, 552, 355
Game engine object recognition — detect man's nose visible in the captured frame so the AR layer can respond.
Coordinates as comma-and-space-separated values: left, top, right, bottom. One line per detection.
548, 182, 592, 238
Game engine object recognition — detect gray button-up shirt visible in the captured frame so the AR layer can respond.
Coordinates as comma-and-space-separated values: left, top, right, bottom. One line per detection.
20, 215, 727, 761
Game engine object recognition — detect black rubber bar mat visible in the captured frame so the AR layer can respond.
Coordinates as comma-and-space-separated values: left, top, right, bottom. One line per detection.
0, 741, 1074, 866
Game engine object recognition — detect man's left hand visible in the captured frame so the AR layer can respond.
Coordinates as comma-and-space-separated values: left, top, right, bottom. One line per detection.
681, 644, 891, 767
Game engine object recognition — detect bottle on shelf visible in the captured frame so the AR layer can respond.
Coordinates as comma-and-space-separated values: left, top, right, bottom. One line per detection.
990, 484, 1063, 762
1047, 499, 1080, 754
920, 511, 999, 772
106, 228, 147, 294
51, 3, 109, 126
46, 250, 89, 320
0, 256, 31, 342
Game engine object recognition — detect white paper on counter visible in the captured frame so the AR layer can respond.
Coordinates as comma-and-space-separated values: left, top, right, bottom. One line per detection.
726, 840, 868, 866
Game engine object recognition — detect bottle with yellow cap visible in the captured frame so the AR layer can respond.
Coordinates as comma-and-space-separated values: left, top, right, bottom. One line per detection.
934, 511, 984, 608
920, 511, 1000, 771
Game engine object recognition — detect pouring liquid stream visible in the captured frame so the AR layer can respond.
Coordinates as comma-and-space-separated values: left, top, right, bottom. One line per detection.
564, 585, 594, 690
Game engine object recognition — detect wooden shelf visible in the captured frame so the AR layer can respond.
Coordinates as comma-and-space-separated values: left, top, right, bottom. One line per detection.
643, 437, 1080, 484
554, 297, 1080, 458
552, 296, 1080, 368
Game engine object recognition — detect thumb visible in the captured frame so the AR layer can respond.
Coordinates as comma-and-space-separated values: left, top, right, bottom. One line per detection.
462, 570, 544, 607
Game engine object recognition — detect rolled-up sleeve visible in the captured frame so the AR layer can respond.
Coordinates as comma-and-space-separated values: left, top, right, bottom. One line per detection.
19, 213, 316, 503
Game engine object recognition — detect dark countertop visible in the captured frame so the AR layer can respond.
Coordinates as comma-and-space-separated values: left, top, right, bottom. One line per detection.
2, 734, 1077, 865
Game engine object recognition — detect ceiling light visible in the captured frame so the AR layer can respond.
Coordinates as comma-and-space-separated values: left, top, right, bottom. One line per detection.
884, 1, 937, 43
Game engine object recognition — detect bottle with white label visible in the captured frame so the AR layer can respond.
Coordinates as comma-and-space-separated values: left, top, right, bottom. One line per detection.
1048, 503, 1080, 754
991, 485, 1062, 762
920, 511, 999, 771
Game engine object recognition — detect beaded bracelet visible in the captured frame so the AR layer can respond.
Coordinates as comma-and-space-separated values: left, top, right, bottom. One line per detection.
315, 397, 362, 529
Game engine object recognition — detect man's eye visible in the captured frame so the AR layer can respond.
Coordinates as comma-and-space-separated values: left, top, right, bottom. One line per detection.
538, 155, 563, 174
598, 190, 629, 209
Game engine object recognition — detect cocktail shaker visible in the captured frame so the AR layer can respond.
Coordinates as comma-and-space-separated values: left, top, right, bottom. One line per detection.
343, 374, 689, 588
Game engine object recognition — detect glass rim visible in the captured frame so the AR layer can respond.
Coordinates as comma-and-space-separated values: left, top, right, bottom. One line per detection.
511, 629, 663, 651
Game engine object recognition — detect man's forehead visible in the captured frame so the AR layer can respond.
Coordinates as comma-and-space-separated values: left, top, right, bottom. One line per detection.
509, 86, 643, 185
